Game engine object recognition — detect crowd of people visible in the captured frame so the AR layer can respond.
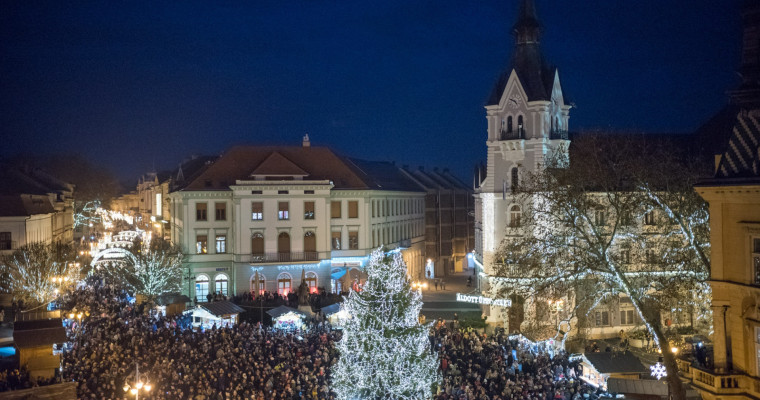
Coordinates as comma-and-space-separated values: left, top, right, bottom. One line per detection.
431, 323, 598, 400
60, 280, 340, 399
0, 276, 604, 399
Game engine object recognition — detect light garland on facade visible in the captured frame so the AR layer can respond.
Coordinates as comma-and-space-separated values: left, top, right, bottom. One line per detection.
333, 248, 439, 400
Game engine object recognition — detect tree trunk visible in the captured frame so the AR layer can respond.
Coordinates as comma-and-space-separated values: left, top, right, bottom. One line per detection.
650, 321, 687, 400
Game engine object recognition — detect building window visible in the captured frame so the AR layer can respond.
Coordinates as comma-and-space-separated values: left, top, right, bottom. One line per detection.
644, 210, 656, 225
251, 233, 264, 257
215, 202, 226, 221
507, 116, 513, 133
195, 275, 209, 300
304, 231, 316, 254
252, 202, 263, 220
304, 201, 315, 220
646, 249, 657, 264
594, 311, 610, 326
196, 203, 207, 221
278, 202, 289, 220
215, 235, 226, 253
509, 205, 521, 227
305, 271, 318, 294
348, 201, 359, 218
277, 273, 292, 296
753, 238, 760, 284
0, 232, 11, 250
621, 249, 631, 264
620, 309, 635, 325
595, 209, 606, 226
277, 232, 291, 261
196, 235, 208, 254
349, 231, 359, 250
215, 274, 228, 296
517, 115, 524, 135
251, 274, 265, 295
331, 201, 341, 219
511, 168, 519, 192
332, 231, 341, 250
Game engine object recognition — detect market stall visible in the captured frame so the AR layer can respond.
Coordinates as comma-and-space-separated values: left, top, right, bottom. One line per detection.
321, 303, 349, 328
191, 301, 245, 329
267, 305, 311, 331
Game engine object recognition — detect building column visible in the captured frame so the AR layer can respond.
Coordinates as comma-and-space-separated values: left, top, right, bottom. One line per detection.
712, 304, 731, 372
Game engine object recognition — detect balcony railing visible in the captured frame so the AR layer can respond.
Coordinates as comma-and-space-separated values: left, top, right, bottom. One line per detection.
550, 129, 569, 140
500, 129, 525, 140
682, 361, 760, 398
249, 252, 322, 263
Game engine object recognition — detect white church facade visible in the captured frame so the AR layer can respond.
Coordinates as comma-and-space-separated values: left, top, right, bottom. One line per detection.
474, 0, 570, 326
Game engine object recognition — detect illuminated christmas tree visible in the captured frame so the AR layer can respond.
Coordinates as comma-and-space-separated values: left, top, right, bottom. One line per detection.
333, 248, 439, 400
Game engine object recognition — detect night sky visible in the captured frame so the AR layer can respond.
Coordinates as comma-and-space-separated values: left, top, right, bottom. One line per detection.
0, 1, 742, 184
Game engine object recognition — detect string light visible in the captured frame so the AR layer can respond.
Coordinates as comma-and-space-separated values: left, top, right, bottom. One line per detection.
333, 248, 440, 400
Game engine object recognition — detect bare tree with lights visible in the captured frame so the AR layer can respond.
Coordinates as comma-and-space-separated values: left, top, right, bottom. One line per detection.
0, 242, 79, 309
98, 237, 184, 301
491, 133, 711, 400
333, 248, 439, 400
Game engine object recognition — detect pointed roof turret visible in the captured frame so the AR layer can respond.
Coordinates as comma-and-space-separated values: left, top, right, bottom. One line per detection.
487, 0, 558, 105
513, 0, 541, 45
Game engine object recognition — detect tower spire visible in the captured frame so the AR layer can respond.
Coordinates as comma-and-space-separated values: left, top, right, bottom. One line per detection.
513, 0, 541, 45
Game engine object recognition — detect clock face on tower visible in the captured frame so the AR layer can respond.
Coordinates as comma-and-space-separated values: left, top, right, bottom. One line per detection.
508, 94, 522, 109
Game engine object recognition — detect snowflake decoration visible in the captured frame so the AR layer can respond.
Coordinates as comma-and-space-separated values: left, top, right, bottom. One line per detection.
650, 362, 667, 380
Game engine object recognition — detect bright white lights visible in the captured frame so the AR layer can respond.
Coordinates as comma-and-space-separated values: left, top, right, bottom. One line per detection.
650, 362, 667, 380
333, 248, 439, 400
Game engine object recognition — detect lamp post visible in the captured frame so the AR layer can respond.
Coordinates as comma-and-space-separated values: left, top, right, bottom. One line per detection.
123, 363, 151, 400
183, 268, 195, 303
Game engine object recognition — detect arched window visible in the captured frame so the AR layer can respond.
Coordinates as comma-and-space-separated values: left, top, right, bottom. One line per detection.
250, 273, 265, 295
278, 232, 291, 261
303, 231, 316, 258
511, 167, 519, 192
277, 272, 292, 296
214, 274, 228, 296
195, 275, 209, 300
507, 116, 513, 133
251, 232, 264, 256
305, 271, 318, 294
509, 205, 522, 227
517, 115, 524, 136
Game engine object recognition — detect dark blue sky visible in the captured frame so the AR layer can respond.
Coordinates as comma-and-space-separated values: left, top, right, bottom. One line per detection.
0, 0, 742, 184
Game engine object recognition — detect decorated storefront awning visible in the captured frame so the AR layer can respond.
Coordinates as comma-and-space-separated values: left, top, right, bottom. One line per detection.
330, 267, 347, 280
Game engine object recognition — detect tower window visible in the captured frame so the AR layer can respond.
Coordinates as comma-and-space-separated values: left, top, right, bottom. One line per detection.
518, 115, 524, 136
511, 168, 519, 192
507, 116, 513, 133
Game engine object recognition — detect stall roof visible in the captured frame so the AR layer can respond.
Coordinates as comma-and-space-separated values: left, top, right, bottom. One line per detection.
266, 305, 310, 319
156, 293, 192, 306
199, 301, 245, 317
583, 351, 647, 374
321, 303, 343, 316
13, 319, 66, 348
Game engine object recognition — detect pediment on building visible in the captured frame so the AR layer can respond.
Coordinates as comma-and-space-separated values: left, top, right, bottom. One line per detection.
498, 70, 530, 111
249, 152, 309, 178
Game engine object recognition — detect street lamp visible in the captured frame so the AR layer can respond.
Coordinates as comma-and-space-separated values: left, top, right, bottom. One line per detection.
123, 363, 151, 400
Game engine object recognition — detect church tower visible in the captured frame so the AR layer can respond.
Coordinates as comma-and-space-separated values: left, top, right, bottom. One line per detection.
474, 0, 571, 323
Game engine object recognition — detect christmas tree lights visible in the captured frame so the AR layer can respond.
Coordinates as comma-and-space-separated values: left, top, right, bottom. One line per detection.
333, 248, 439, 400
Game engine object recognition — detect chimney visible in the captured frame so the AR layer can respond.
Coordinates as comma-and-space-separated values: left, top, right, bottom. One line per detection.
302, 133, 311, 147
